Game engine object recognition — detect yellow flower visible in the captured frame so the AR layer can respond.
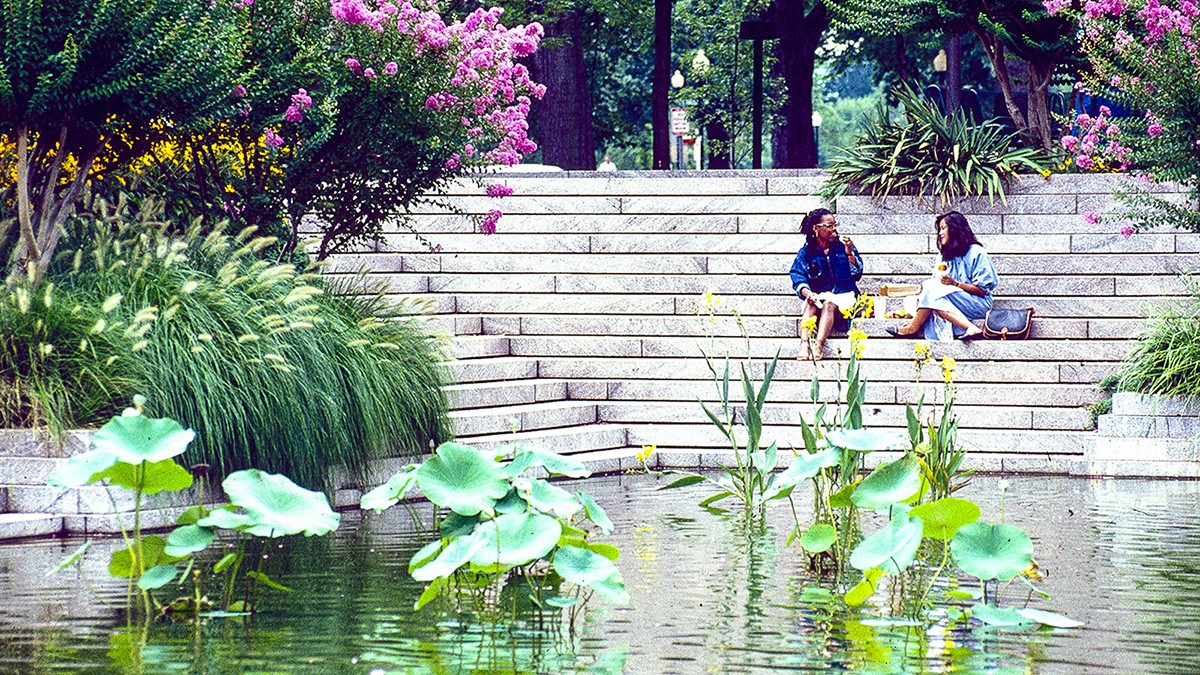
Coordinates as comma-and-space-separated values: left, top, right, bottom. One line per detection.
1040, 169, 1051, 179
801, 316, 818, 333
1065, 157, 1073, 166
701, 289, 721, 311
637, 444, 656, 462
1058, 164, 1066, 170
913, 341, 932, 364
848, 326, 868, 358
941, 356, 957, 384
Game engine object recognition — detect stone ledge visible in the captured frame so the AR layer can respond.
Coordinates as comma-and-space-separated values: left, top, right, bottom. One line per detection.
1112, 392, 1200, 417
1098, 414, 1200, 438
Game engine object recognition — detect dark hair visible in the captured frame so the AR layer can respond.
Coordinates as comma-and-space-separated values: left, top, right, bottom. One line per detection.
801, 208, 833, 249
936, 211, 982, 260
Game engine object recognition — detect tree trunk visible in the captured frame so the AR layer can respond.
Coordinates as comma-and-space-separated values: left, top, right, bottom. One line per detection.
706, 119, 731, 169
972, 29, 1029, 139
528, 12, 595, 170
895, 35, 910, 83
945, 33, 963, 113
652, 0, 672, 170
771, 0, 828, 169
1026, 61, 1055, 150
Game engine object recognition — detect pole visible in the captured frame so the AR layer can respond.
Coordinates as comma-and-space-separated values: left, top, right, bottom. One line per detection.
752, 38, 764, 169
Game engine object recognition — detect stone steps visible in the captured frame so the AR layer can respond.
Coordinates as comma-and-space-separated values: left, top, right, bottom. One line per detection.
462, 423, 630, 456
0, 513, 65, 540
450, 400, 599, 437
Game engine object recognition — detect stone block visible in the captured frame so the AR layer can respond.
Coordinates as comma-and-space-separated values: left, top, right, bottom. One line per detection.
447, 357, 538, 384
383, 233, 592, 254
458, 294, 675, 316
1085, 319, 1142, 339
1031, 408, 1094, 431
0, 487, 7, 512
1178, 234, 1200, 253
480, 214, 741, 234
566, 381, 608, 400
0, 458, 59, 485
445, 381, 540, 410
1059, 362, 1118, 384
553, 273, 789, 295
837, 194, 1077, 216
516, 315, 797, 338
7, 486, 78, 514
535, 381, 571, 401
438, 253, 709, 275
510, 336, 642, 358
1098, 413, 1200, 438
1008, 173, 1137, 195
481, 316, 520, 335
443, 175, 770, 196
63, 506, 193, 535
468, 424, 628, 456
452, 402, 598, 437
0, 514, 64, 540
1078, 190, 1192, 215
1081, 459, 1200, 478
1115, 276, 1187, 296
386, 215, 475, 233
1070, 233, 1176, 254
764, 176, 828, 195
428, 273, 554, 294
414, 195, 622, 215
1091, 436, 1200, 462
1111, 392, 1200, 417
451, 336, 510, 360
621, 195, 823, 215
1000, 276, 1115, 296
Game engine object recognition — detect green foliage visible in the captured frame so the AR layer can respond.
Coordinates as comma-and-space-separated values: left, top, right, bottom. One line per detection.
822, 85, 1047, 207
7, 200, 451, 488
362, 441, 629, 611
1114, 274, 1200, 398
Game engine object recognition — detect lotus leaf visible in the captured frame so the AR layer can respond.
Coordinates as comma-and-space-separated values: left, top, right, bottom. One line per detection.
851, 455, 922, 509
844, 568, 885, 607
417, 442, 510, 516
545, 596, 579, 608
909, 497, 981, 540
197, 509, 258, 533
799, 523, 837, 553
92, 412, 196, 465
469, 512, 563, 567
247, 570, 292, 592
109, 535, 169, 578
525, 479, 581, 519
951, 522, 1033, 581
412, 531, 491, 581
824, 429, 909, 452
408, 540, 444, 575
359, 465, 419, 512
800, 587, 834, 604
554, 544, 629, 604
1015, 608, 1083, 628
762, 448, 840, 500
849, 513, 924, 574
95, 459, 194, 495
440, 512, 480, 539
970, 603, 1034, 627
505, 448, 590, 478
164, 524, 215, 557
48, 540, 92, 576
578, 492, 614, 535
46, 450, 119, 489
218, 470, 340, 537
137, 564, 178, 590
493, 489, 528, 515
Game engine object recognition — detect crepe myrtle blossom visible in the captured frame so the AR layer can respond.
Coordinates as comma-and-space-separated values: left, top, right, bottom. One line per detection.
1084, 210, 1102, 224
264, 128, 284, 148
480, 209, 502, 235
486, 183, 514, 198
1120, 225, 1136, 238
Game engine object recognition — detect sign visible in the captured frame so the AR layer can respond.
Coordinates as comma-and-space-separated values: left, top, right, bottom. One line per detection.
670, 107, 689, 136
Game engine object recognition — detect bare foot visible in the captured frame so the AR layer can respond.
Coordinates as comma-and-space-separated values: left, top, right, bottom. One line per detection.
797, 343, 813, 361
812, 341, 826, 361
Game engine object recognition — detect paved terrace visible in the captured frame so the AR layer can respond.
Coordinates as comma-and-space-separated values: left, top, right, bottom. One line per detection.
330, 170, 1198, 475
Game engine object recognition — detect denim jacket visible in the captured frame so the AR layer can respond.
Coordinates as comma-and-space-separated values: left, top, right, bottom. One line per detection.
789, 242, 863, 297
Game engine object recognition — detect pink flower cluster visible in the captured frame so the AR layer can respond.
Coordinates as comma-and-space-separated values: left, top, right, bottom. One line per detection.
285, 88, 313, 123
1044, 0, 1072, 13
1082, 0, 1129, 18
486, 183, 513, 198
264, 128, 284, 148
1060, 106, 1132, 170
1138, 0, 1196, 44
331, 0, 545, 167
480, 209, 501, 235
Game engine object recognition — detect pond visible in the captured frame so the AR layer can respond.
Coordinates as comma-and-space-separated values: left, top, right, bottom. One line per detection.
1, 474, 1198, 673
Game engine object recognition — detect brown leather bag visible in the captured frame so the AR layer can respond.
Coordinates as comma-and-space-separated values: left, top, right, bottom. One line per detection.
981, 307, 1034, 340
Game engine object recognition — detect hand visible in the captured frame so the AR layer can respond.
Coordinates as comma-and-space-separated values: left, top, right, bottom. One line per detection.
841, 236, 854, 255
940, 275, 958, 286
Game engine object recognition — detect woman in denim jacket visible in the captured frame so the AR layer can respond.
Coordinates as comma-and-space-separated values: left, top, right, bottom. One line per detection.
788, 208, 863, 360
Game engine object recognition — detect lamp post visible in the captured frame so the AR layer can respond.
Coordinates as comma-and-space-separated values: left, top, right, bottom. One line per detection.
671, 69, 686, 169
739, 19, 778, 169
690, 49, 710, 170
811, 110, 822, 166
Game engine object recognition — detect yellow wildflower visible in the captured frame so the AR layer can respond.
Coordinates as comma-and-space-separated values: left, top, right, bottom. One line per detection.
913, 341, 932, 364
801, 316, 818, 333
848, 326, 869, 358
701, 289, 721, 312
1041, 169, 1051, 179
941, 356, 956, 384
637, 444, 656, 462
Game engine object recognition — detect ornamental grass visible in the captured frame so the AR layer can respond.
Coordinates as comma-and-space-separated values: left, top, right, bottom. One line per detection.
1115, 273, 1200, 399
0, 199, 450, 488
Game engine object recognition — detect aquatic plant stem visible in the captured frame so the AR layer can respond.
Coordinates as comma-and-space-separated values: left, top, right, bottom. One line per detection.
916, 540, 952, 613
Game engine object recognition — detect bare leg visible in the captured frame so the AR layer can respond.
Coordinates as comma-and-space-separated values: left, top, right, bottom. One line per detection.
813, 302, 840, 360
935, 309, 983, 337
895, 307, 934, 336
798, 302, 818, 360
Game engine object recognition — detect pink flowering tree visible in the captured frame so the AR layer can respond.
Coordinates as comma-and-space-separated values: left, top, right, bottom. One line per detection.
1050, 0, 1200, 232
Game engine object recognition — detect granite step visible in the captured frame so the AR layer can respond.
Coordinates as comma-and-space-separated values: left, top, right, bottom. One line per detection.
445, 379, 569, 410
1098, 414, 1200, 438
450, 400, 599, 437
449, 335, 511, 360
463, 423, 629, 456
0, 513, 65, 541
0, 457, 60, 485
446, 356, 538, 383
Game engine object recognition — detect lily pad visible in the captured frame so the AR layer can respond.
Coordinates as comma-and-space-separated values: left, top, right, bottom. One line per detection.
47, 450, 119, 489
844, 568, 884, 607
762, 448, 840, 500
217, 469, 340, 537
137, 564, 178, 590
505, 448, 590, 478
951, 522, 1033, 581
359, 465, 419, 512
800, 587, 834, 604
469, 512, 563, 567
970, 603, 1034, 627
578, 492, 614, 535
109, 536, 169, 578
412, 531, 491, 581
524, 479, 581, 520
163, 524, 215, 557
1015, 608, 1083, 628
799, 523, 837, 553
849, 513, 924, 574
554, 544, 629, 604
851, 455, 922, 509
909, 497, 981, 541
824, 429, 909, 452
92, 412, 196, 465
417, 442, 510, 516
95, 458, 194, 495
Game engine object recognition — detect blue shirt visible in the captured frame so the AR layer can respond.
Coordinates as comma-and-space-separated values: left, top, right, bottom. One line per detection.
789, 242, 863, 297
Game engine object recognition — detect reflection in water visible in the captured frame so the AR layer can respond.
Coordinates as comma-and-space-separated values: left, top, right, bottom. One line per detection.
0, 475, 1197, 673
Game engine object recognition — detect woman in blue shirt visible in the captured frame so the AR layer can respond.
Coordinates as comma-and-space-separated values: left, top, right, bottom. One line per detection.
887, 211, 997, 341
789, 208, 863, 360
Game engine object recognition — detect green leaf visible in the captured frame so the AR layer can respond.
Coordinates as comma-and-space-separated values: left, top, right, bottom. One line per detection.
545, 596, 579, 608
47, 540, 91, 576
970, 603, 1034, 627
800, 587, 834, 604
213, 469, 340, 537
416, 442, 510, 516
656, 473, 707, 490
92, 412, 195, 464
909, 497, 981, 541
829, 483, 856, 509
359, 465, 419, 512
95, 459, 193, 494
763, 448, 840, 501
246, 570, 292, 592
824, 429, 910, 452
844, 569, 884, 607
586, 541, 620, 561
578, 492, 614, 535
505, 448, 590, 478
197, 509, 256, 532
137, 564, 178, 590
524, 479, 581, 519
163, 524, 215, 557
698, 491, 734, 507
47, 449, 119, 489
951, 522, 1033, 581
439, 512, 480, 539
469, 512, 563, 567
176, 505, 208, 525
414, 577, 447, 610
799, 523, 837, 553
849, 513, 924, 574
413, 532, 491, 581
213, 553, 239, 574
851, 455, 922, 509
109, 536, 168, 578
1015, 608, 1084, 628
946, 588, 982, 600
409, 540, 445, 575
554, 545, 629, 605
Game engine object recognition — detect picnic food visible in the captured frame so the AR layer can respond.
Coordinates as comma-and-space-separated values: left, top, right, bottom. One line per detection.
879, 283, 921, 297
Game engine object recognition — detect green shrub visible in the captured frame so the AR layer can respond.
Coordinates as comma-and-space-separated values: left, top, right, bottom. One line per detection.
2, 200, 451, 487
1115, 274, 1200, 399
821, 86, 1047, 207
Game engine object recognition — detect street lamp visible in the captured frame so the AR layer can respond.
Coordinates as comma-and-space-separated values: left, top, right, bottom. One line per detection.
811, 110, 823, 166
933, 49, 947, 74
670, 69, 686, 168
671, 69, 685, 89
691, 49, 710, 76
